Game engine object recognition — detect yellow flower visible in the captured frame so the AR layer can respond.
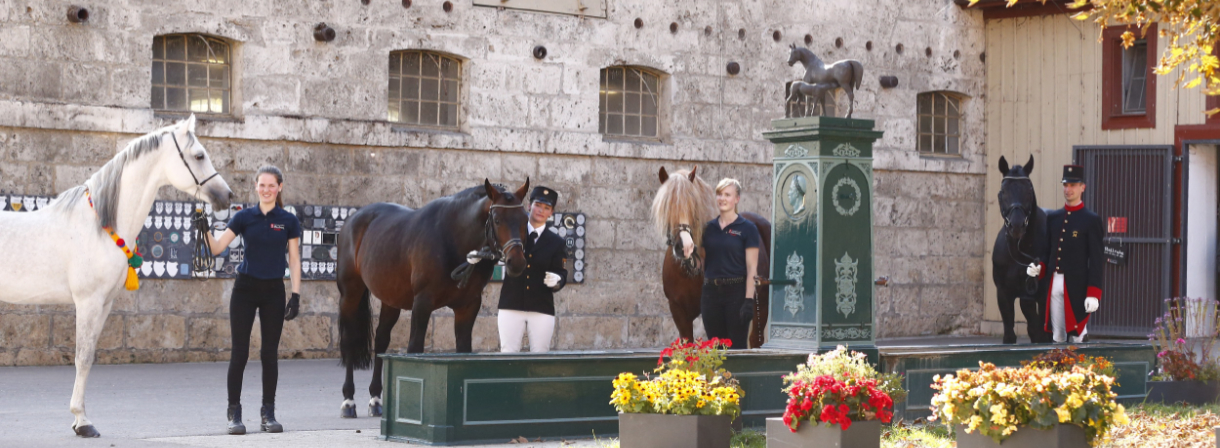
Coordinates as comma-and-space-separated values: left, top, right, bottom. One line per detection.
1055, 406, 1071, 423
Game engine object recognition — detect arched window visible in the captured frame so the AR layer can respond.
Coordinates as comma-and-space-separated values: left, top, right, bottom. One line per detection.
916, 91, 965, 154
152, 34, 231, 114
599, 66, 662, 138
389, 51, 461, 129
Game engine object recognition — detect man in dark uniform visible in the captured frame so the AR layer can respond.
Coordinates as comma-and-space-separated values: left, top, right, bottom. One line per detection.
1033, 165, 1105, 343
491, 186, 568, 352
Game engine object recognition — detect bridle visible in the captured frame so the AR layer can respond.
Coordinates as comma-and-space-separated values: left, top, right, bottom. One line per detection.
1000, 176, 1040, 291
482, 202, 526, 261
171, 132, 221, 188
999, 176, 1031, 230
666, 224, 702, 277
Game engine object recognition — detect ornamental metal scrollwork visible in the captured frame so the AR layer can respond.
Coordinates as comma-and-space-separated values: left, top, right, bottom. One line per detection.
834, 252, 858, 318
831, 143, 861, 157
831, 177, 861, 216
822, 326, 871, 340
770, 326, 817, 340
783, 144, 809, 158
783, 251, 805, 317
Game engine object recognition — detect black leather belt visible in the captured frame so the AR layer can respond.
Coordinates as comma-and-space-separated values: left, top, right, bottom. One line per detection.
705, 277, 745, 286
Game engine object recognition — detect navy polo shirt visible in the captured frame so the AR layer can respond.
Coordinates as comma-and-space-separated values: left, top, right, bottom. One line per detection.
702, 215, 761, 280
227, 206, 302, 280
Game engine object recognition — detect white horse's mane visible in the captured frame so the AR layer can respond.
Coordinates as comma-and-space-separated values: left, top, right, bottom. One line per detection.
49, 127, 192, 231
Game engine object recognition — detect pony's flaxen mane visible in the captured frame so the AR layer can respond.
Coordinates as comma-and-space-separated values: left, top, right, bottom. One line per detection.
50, 129, 176, 231
651, 169, 717, 245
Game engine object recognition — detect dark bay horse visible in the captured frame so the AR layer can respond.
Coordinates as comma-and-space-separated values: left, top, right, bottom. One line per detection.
992, 156, 1049, 344
336, 180, 531, 417
651, 167, 772, 348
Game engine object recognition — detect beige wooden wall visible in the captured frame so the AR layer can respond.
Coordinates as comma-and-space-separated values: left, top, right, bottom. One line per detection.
981, 15, 1209, 329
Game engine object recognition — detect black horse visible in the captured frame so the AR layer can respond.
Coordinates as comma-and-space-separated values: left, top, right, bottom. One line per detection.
335, 179, 531, 418
993, 156, 1049, 344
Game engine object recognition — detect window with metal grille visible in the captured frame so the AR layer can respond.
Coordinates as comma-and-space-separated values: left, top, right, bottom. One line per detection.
389, 51, 461, 129
599, 67, 661, 138
916, 92, 961, 155
1121, 40, 1148, 114
152, 34, 231, 114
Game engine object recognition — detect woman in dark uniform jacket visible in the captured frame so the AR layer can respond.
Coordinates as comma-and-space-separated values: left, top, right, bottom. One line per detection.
199, 166, 302, 435
491, 186, 568, 352
700, 178, 760, 350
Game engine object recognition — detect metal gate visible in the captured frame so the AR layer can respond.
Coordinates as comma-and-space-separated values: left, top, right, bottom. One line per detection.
1073, 146, 1173, 337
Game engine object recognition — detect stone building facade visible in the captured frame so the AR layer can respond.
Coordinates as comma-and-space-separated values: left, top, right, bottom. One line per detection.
0, 0, 988, 366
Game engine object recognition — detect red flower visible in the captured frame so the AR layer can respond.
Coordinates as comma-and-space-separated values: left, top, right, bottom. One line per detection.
820, 404, 839, 423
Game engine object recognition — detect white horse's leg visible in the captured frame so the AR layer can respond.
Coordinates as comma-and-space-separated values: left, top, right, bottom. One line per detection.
69, 294, 113, 438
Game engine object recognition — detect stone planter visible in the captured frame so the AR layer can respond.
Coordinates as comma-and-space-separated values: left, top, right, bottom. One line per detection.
618, 413, 731, 448
1146, 380, 1220, 405
955, 424, 1087, 448
765, 417, 880, 448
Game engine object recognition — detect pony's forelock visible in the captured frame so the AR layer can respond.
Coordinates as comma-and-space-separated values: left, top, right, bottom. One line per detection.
651, 169, 717, 245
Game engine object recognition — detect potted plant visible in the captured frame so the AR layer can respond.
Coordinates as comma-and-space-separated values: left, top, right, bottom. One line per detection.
929, 359, 1129, 448
1146, 297, 1220, 405
768, 346, 906, 448
611, 338, 743, 448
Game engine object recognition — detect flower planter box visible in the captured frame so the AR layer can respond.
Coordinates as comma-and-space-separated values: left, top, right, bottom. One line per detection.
618, 413, 731, 448
765, 417, 879, 448
1145, 380, 1220, 405
955, 424, 1087, 448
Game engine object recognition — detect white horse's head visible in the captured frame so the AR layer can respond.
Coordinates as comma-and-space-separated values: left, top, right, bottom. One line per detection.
160, 115, 233, 209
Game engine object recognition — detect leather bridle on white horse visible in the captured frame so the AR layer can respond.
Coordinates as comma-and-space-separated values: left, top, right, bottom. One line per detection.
171, 132, 221, 188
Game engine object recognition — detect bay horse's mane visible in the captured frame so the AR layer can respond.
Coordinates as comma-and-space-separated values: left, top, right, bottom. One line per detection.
651, 168, 717, 245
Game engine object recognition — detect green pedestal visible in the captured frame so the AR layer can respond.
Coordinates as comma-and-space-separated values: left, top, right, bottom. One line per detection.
761, 116, 884, 352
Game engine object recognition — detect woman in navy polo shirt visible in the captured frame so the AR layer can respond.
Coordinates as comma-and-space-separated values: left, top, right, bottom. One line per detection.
700, 178, 760, 350
199, 166, 302, 435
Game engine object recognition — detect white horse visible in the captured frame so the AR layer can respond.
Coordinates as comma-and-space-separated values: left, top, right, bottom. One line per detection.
0, 115, 233, 437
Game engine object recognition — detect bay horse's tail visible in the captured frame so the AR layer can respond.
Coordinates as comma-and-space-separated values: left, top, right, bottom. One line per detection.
339, 288, 374, 370
849, 60, 863, 90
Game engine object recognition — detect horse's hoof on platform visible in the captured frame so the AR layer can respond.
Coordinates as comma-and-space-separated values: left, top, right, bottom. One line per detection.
341, 404, 358, 418
73, 424, 100, 438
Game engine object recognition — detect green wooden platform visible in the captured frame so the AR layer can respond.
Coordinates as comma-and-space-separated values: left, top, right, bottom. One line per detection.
380, 342, 1153, 445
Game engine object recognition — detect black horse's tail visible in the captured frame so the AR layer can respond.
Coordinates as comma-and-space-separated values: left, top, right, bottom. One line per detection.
339, 289, 374, 370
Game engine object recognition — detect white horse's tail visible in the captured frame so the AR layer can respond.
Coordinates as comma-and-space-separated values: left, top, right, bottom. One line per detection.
849, 60, 863, 90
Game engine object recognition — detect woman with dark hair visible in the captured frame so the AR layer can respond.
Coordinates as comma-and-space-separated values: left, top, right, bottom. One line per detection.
699, 178, 760, 350
199, 165, 302, 434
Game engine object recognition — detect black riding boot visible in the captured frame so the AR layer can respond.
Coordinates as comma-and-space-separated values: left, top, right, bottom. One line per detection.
226, 404, 246, 435
261, 402, 283, 433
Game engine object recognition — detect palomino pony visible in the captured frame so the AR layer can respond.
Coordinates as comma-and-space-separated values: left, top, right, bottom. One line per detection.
0, 115, 233, 437
992, 155, 1049, 344
336, 180, 531, 418
787, 44, 863, 118
651, 167, 772, 348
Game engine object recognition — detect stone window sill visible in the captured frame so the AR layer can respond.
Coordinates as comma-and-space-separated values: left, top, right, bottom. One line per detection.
601, 135, 669, 146
390, 124, 470, 138
154, 111, 243, 124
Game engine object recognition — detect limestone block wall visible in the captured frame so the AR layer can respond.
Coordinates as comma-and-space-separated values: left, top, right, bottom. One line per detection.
0, 0, 989, 365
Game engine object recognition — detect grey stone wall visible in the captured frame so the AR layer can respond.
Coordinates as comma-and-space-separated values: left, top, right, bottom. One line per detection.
0, 0, 988, 365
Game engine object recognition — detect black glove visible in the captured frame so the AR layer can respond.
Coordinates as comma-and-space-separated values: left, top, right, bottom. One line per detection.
740, 298, 755, 322
285, 293, 300, 321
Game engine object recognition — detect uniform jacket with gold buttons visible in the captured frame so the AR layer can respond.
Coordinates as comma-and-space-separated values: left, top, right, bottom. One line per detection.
1038, 202, 1105, 334
497, 226, 567, 316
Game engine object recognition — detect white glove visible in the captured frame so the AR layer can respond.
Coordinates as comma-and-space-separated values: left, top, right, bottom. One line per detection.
544, 271, 562, 287
466, 250, 481, 265
1026, 263, 1041, 278
680, 230, 694, 258
1085, 297, 1099, 313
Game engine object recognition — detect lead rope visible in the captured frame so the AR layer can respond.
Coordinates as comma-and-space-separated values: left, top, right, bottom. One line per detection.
190, 207, 215, 275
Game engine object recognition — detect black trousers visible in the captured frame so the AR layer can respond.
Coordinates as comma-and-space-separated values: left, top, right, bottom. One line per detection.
228, 274, 285, 406
700, 281, 750, 350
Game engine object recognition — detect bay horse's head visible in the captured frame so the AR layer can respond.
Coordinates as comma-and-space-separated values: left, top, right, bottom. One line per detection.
998, 155, 1037, 241
161, 115, 234, 210
652, 166, 717, 276
483, 178, 530, 277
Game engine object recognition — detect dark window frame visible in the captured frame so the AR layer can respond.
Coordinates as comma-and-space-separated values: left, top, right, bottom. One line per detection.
388, 50, 462, 130
599, 66, 663, 139
151, 34, 233, 116
1101, 24, 1157, 130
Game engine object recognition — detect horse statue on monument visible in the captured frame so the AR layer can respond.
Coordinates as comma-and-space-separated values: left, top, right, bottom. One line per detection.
787, 44, 864, 118
993, 155, 1049, 344
335, 179, 531, 418
651, 166, 772, 348
0, 115, 234, 437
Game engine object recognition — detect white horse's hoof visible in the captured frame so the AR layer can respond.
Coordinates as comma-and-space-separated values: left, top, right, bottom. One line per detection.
73, 424, 100, 438
340, 399, 357, 418
369, 397, 383, 417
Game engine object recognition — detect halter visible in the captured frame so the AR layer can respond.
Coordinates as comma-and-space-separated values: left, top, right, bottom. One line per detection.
171, 132, 221, 187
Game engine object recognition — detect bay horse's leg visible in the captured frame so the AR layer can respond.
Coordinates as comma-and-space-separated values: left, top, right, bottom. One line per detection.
341, 366, 357, 418
337, 276, 369, 419
69, 294, 113, 438
406, 296, 433, 353
997, 288, 1017, 344
367, 306, 401, 417
453, 300, 480, 353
